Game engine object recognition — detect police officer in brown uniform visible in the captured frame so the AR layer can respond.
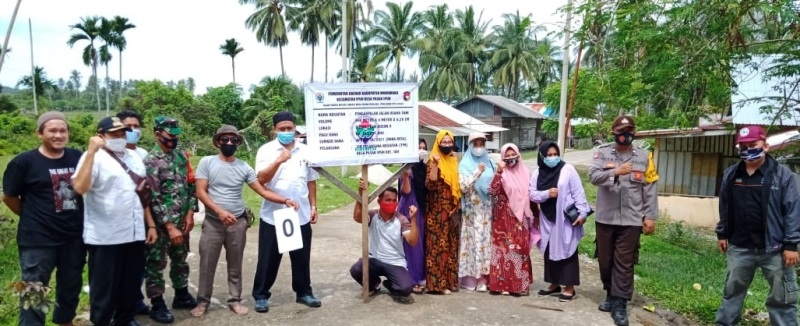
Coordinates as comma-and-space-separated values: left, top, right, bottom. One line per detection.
589, 116, 659, 326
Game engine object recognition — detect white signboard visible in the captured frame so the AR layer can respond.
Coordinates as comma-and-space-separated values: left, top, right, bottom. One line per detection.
274, 207, 303, 253
304, 83, 420, 166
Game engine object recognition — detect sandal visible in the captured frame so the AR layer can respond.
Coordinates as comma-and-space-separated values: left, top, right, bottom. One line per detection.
411, 285, 425, 294
190, 302, 209, 318
558, 291, 577, 302
229, 302, 249, 315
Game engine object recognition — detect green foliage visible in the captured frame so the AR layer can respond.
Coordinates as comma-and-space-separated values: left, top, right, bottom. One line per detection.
0, 96, 18, 113
201, 85, 244, 128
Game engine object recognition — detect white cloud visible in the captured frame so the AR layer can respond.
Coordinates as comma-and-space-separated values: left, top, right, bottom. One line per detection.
0, 0, 567, 95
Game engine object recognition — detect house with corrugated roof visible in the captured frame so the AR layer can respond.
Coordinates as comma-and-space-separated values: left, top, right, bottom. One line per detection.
420, 101, 507, 152
454, 95, 546, 149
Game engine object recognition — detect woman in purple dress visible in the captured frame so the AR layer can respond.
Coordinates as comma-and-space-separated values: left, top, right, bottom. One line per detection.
399, 139, 428, 294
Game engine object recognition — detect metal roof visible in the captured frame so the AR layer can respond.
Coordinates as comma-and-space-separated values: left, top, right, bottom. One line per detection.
456, 95, 546, 119
426, 126, 476, 136
420, 101, 508, 132
731, 55, 800, 126
418, 104, 462, 128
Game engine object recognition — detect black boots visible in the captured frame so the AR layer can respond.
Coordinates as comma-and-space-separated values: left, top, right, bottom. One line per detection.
598, 295, 613, 312
149, 296, 174, 324
171, 287, 197, 309
610, 296, 630, 326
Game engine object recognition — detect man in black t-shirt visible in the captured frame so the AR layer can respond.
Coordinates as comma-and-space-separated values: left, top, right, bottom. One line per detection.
2, 111, 86, 326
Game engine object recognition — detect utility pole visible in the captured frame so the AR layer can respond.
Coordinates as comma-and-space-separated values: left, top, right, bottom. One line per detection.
557, 0, 573, 151
29, 18, 37, 115
0, 0, 22, 75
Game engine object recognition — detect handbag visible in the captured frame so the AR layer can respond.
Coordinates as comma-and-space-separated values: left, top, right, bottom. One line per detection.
564, 203, 594, 224
105, 149, 153, 207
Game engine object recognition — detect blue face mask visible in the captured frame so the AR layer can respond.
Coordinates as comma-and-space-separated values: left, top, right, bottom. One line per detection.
543, 156, 561, 168
126, 129, 141, 144
277, 131, 295, 145
739, 147, 765, 161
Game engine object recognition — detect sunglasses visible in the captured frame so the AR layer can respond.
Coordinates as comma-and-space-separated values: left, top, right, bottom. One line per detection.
219, 136, 240, 144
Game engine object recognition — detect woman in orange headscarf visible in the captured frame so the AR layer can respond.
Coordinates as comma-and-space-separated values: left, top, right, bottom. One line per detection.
424, 130, 462, 294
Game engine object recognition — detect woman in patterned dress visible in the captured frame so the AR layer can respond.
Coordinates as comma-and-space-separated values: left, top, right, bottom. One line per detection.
488, 143, 536, 295
424, 130, 461, 294
457, 132, 496, 292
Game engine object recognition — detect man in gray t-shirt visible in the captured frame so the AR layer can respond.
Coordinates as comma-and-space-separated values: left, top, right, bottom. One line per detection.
192, 125, 298, 317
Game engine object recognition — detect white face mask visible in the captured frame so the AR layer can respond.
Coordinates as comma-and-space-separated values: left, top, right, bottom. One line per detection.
471, 147, 486, 157
106, 138, 127, 153
419, 149, 428, 163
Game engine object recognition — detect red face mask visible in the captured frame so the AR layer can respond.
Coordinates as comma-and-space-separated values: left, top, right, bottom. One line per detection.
379, 202, 398, 215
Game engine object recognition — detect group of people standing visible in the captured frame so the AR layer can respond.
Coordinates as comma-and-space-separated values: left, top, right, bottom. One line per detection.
3, 110, 318, 326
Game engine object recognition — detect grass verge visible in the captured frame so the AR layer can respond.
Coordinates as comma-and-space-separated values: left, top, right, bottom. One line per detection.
574, 167, 780, 325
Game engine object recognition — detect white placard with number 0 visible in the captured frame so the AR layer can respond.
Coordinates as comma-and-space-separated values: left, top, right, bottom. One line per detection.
274, 207, 303, 253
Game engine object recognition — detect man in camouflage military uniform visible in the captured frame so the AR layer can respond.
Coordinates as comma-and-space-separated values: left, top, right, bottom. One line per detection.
589, 116, 659, 326
144, 116, 198, 324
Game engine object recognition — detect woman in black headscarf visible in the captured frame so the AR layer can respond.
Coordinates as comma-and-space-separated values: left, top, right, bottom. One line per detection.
398, 138, 429, 293
529, 141, 591, 302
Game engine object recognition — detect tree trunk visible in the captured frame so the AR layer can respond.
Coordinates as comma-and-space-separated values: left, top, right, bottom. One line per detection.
279, 44, 286, 77
310, 43, 315, 83
564, 40, 583, 150
93, 62, 101, 112
118, 50, 123, 101
396, 59, 402, 82
325, 38, 329, 83
105, 64, 111, 116
231, 58, 236, 85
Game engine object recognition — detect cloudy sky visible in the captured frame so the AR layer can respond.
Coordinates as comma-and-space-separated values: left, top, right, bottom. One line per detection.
0, 0, 568, 95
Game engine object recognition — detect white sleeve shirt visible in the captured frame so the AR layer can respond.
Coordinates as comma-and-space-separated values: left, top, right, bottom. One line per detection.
74, 149, 145, 245
255, 140, 319, 225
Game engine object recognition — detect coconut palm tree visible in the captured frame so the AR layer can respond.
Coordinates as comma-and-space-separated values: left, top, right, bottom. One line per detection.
67, 16, 102, 111
287, 0, 325, 82
17, 66, 56, 101
455, 5, 492, 96
488, 11, 541, 100
364, 1, 423, 81
99, 17, 117, 115
220, 38, 245, 85
69, 69, 82, 99
110, 16, 135, 99
242, 0, 290, 77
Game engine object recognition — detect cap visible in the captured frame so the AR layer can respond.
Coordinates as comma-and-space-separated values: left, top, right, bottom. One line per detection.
97, 116, 131, 134
272, 111, 296, 126
737, 125, 767, 143
154, 116, 183, 135
468, 132, 486, 144
37, 111, 67, 130
612, 116, 636, 131
213, 125, 242, 144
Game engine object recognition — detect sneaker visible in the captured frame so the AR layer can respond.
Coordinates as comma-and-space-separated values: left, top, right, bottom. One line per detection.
254, 299, 269, 313
296, 294, 322, 308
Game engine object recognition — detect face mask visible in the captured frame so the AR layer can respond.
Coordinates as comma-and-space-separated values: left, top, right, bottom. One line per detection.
503, 157, 519, 167
471, 147, 486, 157
159, 136, 179, 150
221, 144, 237, 157
739, 147, 765, 161
543, 156, 561, 168
379, 201, 398, 215
419, 150, 428, 162
277, 131, 295, 145
614, 132, 634, 146
106, 138, 127, 153
126, 129, 141, 144
439, 145, 453, 155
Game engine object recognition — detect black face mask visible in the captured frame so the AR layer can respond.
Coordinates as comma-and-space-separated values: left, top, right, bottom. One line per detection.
221, 144, 237, 157
439, 145, 453, 155
614, 132, 634, 146
503, 157, 519, 166
159, 136, 179, 150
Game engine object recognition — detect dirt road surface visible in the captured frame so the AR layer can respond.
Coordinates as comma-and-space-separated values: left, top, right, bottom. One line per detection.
130, 203, 694, 326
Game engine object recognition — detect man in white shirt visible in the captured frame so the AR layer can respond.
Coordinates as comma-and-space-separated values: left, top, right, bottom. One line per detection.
252, 111, 320, 313
72, 117, 157, 326
351, 180, 419, 304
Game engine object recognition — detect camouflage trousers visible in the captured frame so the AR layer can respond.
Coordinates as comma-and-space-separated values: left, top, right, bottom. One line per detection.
145, 226, 190, 298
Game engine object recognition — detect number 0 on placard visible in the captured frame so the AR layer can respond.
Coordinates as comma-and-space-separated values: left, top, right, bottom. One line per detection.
274, 207, 303, 253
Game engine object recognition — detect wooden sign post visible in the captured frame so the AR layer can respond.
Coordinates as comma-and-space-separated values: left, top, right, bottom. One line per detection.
304, 83, 420, 302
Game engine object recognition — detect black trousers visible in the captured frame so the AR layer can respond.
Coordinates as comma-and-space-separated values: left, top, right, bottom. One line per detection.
87, 241, 146, 326
349, 258, 413, 297
595, 222, 641, 300
18, 239, 86, 326
252, 221, 313, 301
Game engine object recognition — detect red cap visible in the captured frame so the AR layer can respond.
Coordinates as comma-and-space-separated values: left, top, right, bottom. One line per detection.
736, 126, 767, 143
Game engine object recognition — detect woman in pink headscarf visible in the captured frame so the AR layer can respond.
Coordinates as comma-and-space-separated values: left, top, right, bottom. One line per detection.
488, 143, 538, 295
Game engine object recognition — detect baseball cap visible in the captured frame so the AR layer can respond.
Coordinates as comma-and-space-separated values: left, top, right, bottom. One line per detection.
612, 116, 636, 132
154, 116, 183, 135
97, 117, 131, 134
736, 125, 767, 143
